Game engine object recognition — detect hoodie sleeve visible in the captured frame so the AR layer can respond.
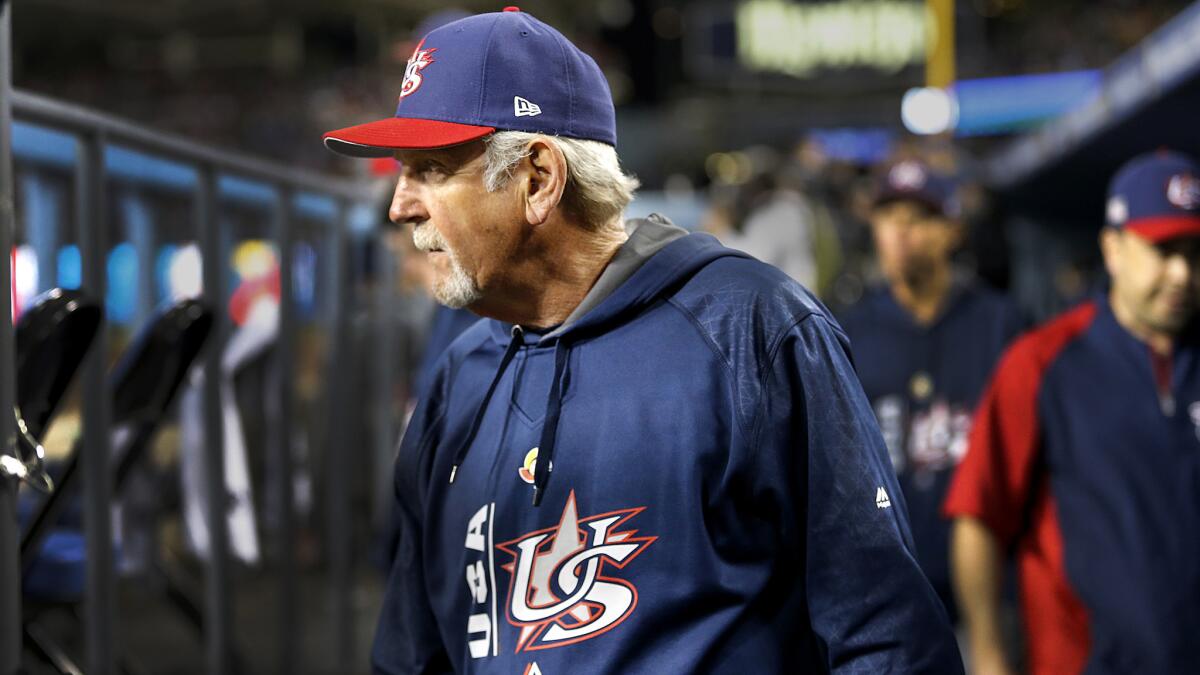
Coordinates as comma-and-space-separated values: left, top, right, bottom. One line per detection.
758, 313, 963, 674
371, 393, 453, 675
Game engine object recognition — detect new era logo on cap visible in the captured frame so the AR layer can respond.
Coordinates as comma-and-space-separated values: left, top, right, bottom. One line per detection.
1107, 196, 1129, 225
514, 96, 542, 117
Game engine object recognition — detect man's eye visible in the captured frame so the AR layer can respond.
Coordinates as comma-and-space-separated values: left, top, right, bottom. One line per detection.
1156, 243, 1200, 260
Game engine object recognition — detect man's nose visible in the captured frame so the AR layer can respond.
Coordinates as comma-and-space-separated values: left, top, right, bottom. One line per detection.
893, 221, 920, 246
1163, 252, 1194, 286
389, 177, 428, 227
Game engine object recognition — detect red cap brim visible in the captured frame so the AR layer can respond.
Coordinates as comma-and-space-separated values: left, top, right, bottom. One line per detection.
1127, 215, 1200, 243
323, 117, 495, 157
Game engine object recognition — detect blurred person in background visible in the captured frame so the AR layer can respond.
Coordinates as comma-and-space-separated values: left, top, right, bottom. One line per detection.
700, 147, 844, 296
839, 159, 1023, 629
734, 153, 819, 290
324, 8, 961, 674
787, 137, 884, 312
945, 150, 1200, 675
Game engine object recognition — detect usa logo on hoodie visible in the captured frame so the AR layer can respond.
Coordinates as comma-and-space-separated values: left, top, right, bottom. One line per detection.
497, 492, 655, 653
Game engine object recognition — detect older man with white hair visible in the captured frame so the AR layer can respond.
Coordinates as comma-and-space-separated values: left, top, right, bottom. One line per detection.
325, 8, 961, 674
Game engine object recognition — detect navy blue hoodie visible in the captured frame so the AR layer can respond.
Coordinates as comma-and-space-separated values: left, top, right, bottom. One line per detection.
374, 221, 962, 674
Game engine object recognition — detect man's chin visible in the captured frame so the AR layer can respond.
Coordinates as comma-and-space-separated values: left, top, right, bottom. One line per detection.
432, 280, 483, 309
436, 295, 475, 310
1147, 308, 1194, 335
900, 267, 936, 290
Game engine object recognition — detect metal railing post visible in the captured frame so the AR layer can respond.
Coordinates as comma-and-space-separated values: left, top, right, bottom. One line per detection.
273, 187, 298, 675
0, 4, 22, 671
197, 165, 233, 675
77, 130, 115, 675
325, 201, 354, 668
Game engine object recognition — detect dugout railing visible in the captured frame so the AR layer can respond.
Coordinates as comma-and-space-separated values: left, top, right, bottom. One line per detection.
0, 3, 391, 673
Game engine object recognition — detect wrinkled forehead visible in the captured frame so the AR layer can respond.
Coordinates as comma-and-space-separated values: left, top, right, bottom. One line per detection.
393, 139, 488, 167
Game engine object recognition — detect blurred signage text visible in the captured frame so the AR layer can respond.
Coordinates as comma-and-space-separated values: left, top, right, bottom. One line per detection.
736, 0, 927, 77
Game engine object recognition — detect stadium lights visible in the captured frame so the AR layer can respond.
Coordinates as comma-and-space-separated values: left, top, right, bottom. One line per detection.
901, 86, 958, 136
902, 70, 1102, 137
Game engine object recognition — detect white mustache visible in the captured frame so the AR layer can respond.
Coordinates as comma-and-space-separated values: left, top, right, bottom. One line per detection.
412, 225, 447, 253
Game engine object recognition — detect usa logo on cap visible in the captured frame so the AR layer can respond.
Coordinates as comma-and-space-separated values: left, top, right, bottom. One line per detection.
889, 161, 928, 191
400, 41, 436, 99
1167, 174, 1200, 210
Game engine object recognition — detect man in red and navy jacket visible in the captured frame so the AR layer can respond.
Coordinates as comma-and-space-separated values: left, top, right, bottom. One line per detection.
944, 150, 1200, 675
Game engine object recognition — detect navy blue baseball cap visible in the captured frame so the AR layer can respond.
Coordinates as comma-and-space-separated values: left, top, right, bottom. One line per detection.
1106, 150, 1200, 242
872, 160, 961, 219
323, 7, 617, 156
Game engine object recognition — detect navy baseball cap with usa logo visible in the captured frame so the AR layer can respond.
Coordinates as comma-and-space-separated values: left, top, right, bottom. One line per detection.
872, 160, 961, 219
1106, 150, 1200, 242
323, 7, 617, 156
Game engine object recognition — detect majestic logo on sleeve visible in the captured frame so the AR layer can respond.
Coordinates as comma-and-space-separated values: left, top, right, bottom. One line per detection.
399, 40, 436, 99
497, 491, 655, 653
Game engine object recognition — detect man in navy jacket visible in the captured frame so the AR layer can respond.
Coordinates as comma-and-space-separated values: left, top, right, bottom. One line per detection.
946, 151, 1200, 674
840, 160, 1023, 622
325, 9, 961, 674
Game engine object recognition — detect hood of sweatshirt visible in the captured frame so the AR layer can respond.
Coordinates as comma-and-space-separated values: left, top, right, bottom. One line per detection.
450, 216, 750, 504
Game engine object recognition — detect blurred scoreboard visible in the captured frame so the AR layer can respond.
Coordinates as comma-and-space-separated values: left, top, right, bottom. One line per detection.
684, 0, 928, 93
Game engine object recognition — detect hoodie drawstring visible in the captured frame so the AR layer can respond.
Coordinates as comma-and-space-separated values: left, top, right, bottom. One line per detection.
449, 325, 524, 484
446, 324, 571, 509
532, 341, 569, 507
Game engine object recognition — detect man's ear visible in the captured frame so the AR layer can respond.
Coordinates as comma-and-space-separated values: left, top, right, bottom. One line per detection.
518, 138, 568, 226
